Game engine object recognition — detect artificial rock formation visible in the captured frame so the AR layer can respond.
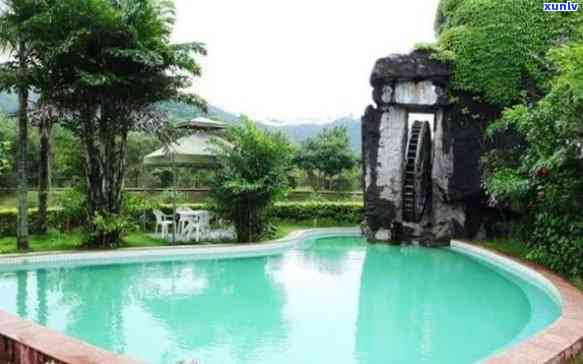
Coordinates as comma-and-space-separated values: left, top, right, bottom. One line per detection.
361, 50, 474, 247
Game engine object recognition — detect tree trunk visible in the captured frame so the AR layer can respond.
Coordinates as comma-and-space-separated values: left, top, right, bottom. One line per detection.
80, 109, 104, 245
37, 120, 53, 235
80, 107, 129, 247
234, 195, 266, 243
16, 40, 29, 251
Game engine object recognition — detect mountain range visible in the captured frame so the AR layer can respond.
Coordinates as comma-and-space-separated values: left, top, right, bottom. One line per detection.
1, 93, 362, 153
160, 101, 362, 153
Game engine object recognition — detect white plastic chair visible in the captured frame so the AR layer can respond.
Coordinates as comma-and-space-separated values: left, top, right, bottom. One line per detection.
182, 214, 201, 242
153, 209, 175, 239
198, 211, 211, 238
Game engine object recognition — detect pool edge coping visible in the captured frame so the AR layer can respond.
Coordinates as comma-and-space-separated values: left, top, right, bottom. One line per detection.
0, 227, 360, 269
452, 240, 583, 364
0, 230, 580, 364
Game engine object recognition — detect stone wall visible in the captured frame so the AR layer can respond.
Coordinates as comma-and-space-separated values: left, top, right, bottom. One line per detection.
0, 309, 141, 364
0, 336, 65, 364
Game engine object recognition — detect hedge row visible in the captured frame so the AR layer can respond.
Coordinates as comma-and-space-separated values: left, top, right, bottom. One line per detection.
0, 208, 63, 237
0, 201, 364, 236
269, 201, 363, 223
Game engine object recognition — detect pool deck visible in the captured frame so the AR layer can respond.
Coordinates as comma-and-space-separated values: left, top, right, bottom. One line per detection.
0, 229, 581, 364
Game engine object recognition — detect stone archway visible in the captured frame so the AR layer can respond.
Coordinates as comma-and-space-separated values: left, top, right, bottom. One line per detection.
361, 50, 466, 247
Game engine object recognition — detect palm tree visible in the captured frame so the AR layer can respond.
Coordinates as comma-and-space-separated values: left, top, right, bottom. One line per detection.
0, 0, 39, 250
30, 100, 59, 235
33, 0, 207, 247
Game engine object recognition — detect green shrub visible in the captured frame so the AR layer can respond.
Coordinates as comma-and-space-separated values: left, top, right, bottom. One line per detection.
209, 119, 294, 242
483, 43, 583, 279
92, 212, 136, 245
51, 188, 87, 232
270, 201, 363, 224
123, 193, 158, 228
527, 213, 583, 277
0, 208, 61, 236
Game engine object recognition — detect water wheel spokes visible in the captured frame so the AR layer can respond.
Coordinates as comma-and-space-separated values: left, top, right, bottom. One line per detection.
402, 120, 432, 223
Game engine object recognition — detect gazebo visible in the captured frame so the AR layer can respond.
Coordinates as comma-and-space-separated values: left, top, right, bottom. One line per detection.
144, 133, 222, 168
142, 117, 228, 243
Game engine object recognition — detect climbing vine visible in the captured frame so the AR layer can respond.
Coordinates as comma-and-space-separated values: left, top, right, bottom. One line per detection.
435, 0, 583, 106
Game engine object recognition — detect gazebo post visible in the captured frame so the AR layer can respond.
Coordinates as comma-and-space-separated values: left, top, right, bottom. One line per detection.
171, 150, 177, 245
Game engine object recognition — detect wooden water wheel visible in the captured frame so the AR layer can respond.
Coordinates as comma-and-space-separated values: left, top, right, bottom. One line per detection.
403, 121, 432, 222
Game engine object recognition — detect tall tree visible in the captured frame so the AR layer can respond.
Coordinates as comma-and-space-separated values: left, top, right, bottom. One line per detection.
294, 126, 356, 191
28, 0, 206, 246
0, 0, 45, 250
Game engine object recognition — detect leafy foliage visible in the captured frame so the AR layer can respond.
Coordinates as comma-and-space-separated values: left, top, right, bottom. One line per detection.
209, 118, 294, 242
15, 0, 207, 247
294, 126, 357, 191
271, 201, 363, 224
485, 43, 583, 277
43, 188, 154, 240
52, 188, 87, 231
0, 115, 86, 187
436, 0, 583, 106
433, 0, 583, 278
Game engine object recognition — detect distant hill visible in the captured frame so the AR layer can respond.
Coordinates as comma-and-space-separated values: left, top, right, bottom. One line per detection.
1, 94, 362, 153
148, 101, 363, 152
266, 117, 361, 153
157, 101, 241, 124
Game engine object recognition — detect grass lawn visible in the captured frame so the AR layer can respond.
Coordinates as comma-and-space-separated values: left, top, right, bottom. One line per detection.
0, 231, 83, 254
0, 218, 358, 255
0, 231, 166, 254
472, 238, 530, 260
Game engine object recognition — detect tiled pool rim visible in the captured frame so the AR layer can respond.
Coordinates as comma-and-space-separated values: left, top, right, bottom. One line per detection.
0, 229, 580, 364
452, 240, 583, 364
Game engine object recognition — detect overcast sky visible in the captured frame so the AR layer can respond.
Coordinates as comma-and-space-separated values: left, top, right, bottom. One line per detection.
172, 0, 440, 123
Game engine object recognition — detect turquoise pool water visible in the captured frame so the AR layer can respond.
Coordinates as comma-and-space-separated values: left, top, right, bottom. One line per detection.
0, 235, 560, 364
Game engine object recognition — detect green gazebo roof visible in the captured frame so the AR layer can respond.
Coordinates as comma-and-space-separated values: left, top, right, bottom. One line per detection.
143, 132, 223, 167
176, 117, 227, 131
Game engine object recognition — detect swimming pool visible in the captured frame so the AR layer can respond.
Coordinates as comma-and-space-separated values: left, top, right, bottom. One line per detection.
0, 234, 561, 364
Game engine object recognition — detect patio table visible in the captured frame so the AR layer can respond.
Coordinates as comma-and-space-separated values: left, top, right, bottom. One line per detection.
176, 210, 209, 240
